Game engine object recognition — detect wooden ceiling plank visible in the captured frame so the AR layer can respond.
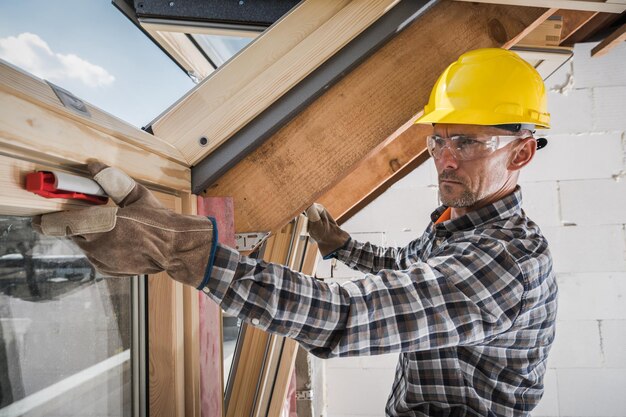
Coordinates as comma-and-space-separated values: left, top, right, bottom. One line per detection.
454, 0, 626, 13
591, 22, 626, 55
203, 2, 552, 234
0, 60, 189, 165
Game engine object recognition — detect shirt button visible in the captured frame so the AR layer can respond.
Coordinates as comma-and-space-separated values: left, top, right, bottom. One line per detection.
251, 318, 260, 326
202, 287, 210, 294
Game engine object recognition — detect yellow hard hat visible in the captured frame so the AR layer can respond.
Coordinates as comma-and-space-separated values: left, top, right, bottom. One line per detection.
415, 48, 550, 129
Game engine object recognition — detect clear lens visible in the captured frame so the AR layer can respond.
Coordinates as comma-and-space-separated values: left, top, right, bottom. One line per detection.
426, 135, 520, 161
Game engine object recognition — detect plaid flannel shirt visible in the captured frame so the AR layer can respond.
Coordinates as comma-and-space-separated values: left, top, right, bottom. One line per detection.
201, 186, 558, 416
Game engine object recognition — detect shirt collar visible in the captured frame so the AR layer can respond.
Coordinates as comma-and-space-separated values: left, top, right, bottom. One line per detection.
430, 185, 523, 232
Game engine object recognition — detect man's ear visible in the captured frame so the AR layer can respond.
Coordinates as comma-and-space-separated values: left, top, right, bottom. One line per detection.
508, 138, 536, 171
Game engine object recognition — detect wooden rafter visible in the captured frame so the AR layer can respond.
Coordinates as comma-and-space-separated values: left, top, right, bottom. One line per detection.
203, 2, 553, 234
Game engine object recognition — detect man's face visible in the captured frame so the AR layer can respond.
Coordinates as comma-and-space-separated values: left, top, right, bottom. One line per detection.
432, 124, 519, 209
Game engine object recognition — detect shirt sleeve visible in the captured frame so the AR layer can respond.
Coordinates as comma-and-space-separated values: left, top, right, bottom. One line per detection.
202, 238, 525, 359
332, 236, 423, 273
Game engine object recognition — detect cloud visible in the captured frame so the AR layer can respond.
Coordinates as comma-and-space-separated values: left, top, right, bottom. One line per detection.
0, 32, 114, 87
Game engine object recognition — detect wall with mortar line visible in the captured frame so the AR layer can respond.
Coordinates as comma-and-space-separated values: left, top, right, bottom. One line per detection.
310, 41, 626, 417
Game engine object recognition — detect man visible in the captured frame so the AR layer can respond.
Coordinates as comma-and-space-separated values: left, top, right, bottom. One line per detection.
34, 48, 557, 416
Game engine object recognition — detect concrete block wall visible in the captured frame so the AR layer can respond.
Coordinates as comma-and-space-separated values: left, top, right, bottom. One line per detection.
312, 42, 626, 417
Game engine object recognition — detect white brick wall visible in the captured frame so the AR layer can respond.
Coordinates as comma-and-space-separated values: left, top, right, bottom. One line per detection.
313, 41, 626, 417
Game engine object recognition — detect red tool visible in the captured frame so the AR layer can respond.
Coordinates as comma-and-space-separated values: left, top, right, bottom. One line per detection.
26, 171, 109, 205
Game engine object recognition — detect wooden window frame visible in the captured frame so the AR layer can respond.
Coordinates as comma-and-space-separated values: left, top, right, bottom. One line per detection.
0, 62, 196, 417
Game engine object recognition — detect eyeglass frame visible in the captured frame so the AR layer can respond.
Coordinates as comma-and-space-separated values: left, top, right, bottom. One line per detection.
426, 133, 530, 161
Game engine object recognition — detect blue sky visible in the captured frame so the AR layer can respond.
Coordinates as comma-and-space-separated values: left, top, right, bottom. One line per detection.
0, 0, 194, 128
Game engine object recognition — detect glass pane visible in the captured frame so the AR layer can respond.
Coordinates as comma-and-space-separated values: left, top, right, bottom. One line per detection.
192, 34, 253, 67
222, 312, 241, 391
0, 216, 133, 416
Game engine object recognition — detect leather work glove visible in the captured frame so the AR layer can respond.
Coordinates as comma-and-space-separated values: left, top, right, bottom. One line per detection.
32, 163, 215, 289
305, 203, 350, 258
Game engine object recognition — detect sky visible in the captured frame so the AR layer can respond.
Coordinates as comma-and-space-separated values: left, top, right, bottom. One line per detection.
0, 0, 194, 128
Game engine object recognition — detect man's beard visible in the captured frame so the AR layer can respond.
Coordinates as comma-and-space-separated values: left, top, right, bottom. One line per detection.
438, 171, 477, 208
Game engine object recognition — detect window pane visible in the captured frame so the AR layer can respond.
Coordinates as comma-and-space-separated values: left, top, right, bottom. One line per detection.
0, 216, 133, 416
222, 312, 241, 391
192, 34, 253, 67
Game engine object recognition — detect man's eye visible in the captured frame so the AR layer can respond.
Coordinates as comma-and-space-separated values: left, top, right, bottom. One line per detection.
455, 137, 479, 147
433, 137, 447, 147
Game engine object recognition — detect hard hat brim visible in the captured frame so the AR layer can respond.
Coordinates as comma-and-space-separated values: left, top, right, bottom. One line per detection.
414, 108, 550, 129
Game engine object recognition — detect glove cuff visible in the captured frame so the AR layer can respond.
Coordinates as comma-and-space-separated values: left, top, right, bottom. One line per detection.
197, 216, 219, 290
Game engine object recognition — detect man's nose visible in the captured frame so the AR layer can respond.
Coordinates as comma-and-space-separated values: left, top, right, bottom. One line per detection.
439, 145, 459, 170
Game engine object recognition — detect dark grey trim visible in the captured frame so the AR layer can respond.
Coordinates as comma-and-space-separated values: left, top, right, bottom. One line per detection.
133, 0, 301, 27
191, 0, 437, 194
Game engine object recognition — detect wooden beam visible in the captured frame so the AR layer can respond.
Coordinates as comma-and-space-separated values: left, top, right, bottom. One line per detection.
591, 22, 626, 56
151, 0, 399, 165
454, 0, 626, 13
203, 2, 553, 234
0, 60, 188, 165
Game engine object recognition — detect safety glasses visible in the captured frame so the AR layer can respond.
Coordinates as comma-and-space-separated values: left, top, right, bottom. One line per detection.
426, 134, 522, 161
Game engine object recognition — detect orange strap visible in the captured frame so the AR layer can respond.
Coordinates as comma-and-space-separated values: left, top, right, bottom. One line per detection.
435, 207, 451, 224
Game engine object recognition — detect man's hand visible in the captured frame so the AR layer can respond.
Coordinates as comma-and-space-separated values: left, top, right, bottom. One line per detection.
305, 203, 350, 258
32, 162, 215, 288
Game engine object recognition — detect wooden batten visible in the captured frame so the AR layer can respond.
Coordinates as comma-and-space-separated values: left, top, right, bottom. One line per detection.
150, 0, 398, 165
203, 2, 552, 234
